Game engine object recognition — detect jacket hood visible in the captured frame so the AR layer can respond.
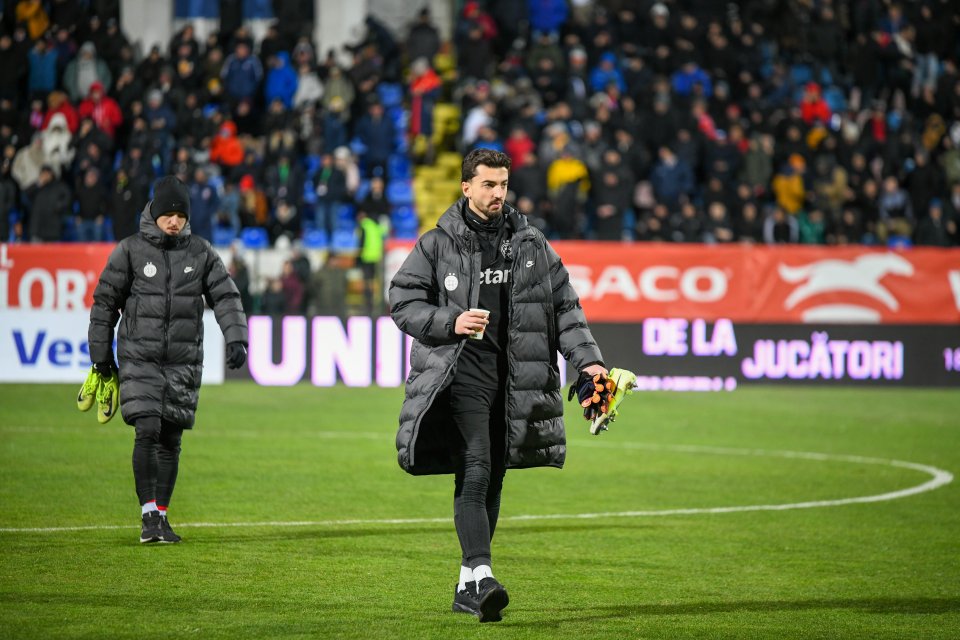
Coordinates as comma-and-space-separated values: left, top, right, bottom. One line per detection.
436, 197, 527, 249
139, 201, 192, 246
275, 51, 291, 67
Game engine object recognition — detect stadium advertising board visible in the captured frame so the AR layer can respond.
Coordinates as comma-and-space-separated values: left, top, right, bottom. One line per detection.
387, 242, 960, 324
4, 243, 958, 387
232, 315, 959, 388
0, 244, 224, 383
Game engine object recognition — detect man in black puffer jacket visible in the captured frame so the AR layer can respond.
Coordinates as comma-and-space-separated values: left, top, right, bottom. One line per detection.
87, 176, 248, 544
390, 149, 606, 623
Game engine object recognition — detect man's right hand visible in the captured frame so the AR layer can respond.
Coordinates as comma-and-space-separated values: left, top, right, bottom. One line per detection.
455, 309, 489, 336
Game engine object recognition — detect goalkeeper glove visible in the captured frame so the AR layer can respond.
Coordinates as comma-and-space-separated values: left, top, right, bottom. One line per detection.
568, 371, 613, 422
588, 367, 638, 435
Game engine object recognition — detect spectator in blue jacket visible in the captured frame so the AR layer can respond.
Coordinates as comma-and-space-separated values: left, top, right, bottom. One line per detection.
28, 38, 59, 100
221, 41, 263, 106
355, 99, 396, 180
264, 51, 298, 109
671, 59, 713, 99
188, 166, 220, 242
589, 52, 626, 94
528, 0, 568, 37
651, 145, 696, 211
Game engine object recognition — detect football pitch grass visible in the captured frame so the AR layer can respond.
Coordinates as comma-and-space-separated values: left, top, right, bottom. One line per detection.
1, 383, 958, 639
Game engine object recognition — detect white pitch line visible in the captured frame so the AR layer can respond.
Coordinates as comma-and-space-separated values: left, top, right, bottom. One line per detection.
0, 442, 951, 534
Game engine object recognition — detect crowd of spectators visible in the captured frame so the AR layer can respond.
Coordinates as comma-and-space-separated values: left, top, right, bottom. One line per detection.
1, 0, 960, 250
450, 0, 960, 247
1, 0, 407, 250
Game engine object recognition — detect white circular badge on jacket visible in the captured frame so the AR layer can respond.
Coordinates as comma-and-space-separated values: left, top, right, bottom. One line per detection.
144, 262, 157, 278
444, 273, 458, 291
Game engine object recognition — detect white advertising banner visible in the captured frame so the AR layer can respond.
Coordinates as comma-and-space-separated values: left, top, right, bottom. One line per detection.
0, 310, 225, 384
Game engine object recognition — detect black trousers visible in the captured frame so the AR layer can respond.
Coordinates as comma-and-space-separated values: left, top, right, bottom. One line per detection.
133, 417, 184, 507
450, 349, 507, 569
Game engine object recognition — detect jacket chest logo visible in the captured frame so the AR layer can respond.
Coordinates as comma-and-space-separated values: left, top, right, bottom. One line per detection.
500, 239, 512, 260
143, 262, 157, 278
443, 273, 459, 291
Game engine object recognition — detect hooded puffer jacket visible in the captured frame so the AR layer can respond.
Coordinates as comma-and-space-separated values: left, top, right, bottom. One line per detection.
389, 198, 603, 475
88, 204, 248, 428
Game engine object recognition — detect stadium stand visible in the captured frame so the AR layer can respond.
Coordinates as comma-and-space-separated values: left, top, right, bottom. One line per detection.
1, 0, 959, 310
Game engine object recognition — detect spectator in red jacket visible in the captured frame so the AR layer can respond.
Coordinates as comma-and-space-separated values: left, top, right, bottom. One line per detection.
210, 120, 244, 168
800, 82, 831, 126
41, 90, 79, 134
77, 81, 123, 139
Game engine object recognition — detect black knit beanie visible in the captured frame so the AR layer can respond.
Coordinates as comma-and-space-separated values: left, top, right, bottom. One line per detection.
151, 176, 191, 220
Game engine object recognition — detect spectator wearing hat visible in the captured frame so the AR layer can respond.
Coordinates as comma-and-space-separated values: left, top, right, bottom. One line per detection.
27, 165, 71, 242
74, 166, 107, 241
41, 90, 78, 133
28, 37, 59, 100
77, 80, 122, 139
15, 0, 50, 42
210, 121, 245, 169
188, 166, 220, 242
264, 52, 298, 109
63, 41, 112, 103
221, 41, 263, 107
355, 98, 396, 179
406, 7, 441, 65
771, 154, 808, 215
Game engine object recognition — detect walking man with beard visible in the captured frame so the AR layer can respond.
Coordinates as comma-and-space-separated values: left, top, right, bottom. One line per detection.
84, 176, 248, 543
389, 149, 607, 622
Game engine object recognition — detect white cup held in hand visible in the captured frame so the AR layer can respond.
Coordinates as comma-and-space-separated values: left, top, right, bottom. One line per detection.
468, 308, 490, 340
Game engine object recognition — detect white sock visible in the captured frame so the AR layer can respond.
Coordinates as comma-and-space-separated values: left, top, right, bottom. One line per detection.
458, 565, 474, 591
141, 501, 158, 515
472, 565, 493, 583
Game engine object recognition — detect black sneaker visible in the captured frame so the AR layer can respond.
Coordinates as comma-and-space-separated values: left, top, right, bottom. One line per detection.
477, 577, 509, 623
159, 515, 181, 543
140, 511, 163, 544
452, 581, 479, 616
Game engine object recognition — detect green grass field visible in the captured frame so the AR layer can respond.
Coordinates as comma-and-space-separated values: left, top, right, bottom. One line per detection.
1, 383, 958, 639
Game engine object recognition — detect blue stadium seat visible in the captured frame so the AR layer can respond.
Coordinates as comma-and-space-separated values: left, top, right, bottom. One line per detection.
240, 227, 270, 249
303, 179, 317, 204
303, 229, 329, 249
335, 203, 356, 226
331, 229, 359, 252
7, 210, 20, 242
377, 83, 404, 108
303, 154, 322, 178
388, 154, 411, 180
207, 174, 224, 193
355, 179, 371, 202
391, 206, 419, 239
386, 180, 413, 205
213, 226, 236, 247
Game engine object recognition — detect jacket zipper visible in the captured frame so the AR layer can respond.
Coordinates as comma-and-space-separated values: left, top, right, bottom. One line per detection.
407, 244, 478, 469
160, 249, 172, 416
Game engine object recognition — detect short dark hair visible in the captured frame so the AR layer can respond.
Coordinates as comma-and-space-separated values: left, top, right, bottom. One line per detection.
461, 148, 511, 182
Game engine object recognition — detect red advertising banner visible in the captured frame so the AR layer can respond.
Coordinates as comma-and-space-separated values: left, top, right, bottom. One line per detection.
386, 241, 960, 324
0, 243, 113, 311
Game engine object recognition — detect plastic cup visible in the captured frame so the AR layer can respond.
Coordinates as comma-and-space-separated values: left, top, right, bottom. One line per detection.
468, 308, 490, 340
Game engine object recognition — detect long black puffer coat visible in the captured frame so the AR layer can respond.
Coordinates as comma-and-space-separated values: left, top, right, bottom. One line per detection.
389, 199, 603, 475
88, 204, 248, 428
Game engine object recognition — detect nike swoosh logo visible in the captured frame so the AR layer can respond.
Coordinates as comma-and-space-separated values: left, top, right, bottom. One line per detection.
184, 267, 194, 273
